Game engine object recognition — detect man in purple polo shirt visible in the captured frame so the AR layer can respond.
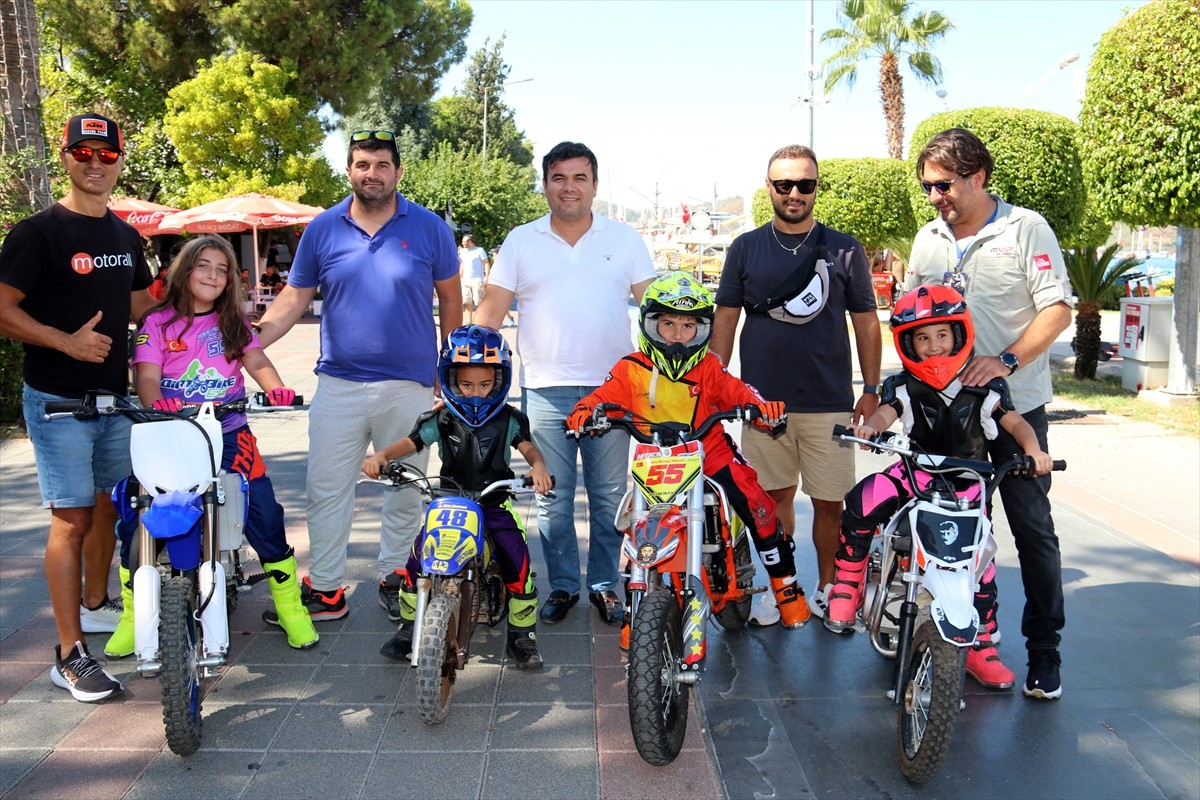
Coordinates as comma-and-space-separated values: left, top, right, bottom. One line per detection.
256, 130, 461, 623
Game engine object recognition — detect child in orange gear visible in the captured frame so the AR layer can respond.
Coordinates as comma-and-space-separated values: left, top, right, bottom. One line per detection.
566, 271, 810, 630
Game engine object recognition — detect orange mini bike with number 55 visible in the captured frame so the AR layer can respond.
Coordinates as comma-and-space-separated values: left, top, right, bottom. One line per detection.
574, 402, 768, 766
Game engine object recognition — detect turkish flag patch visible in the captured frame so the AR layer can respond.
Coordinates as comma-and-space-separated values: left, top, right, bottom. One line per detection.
1034, 253, 1052, 271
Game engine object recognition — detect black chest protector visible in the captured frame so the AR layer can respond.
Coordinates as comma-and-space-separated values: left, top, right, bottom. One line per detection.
435, 408, 515, 501
904, 377, 990, 460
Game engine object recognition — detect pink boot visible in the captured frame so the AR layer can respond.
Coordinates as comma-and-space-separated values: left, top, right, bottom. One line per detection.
823, 557, 867, 634
966, 630, 1015, 689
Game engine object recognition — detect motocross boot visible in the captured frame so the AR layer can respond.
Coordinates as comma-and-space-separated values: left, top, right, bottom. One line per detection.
379, 576, 418, 662
976, 562, 1002, 645
506, 625, 544, 670
103, 566, 136, 658
770, 574, 810, 629
824, 557, 867, 634
966, 629, 1015, 689
262, 554, 319, 650
823, 528, 873, 634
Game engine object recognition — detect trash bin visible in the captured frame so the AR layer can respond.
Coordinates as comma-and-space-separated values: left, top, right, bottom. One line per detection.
1118, 296, 1174, 391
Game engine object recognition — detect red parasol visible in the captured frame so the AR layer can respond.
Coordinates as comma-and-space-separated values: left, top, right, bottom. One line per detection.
109, 197, 181, 237
157, 193, 325, 282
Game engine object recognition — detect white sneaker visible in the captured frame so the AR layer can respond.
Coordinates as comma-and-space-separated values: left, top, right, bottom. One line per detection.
808, 583, 831, 619
80, 597, 123, 633
749, 591, 780, 626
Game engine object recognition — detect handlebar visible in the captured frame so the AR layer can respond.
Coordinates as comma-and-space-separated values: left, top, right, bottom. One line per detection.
357, 461, 555, 500
43, 390, 305, 422
564, 403, 780, 446
831, 423, 1066, 503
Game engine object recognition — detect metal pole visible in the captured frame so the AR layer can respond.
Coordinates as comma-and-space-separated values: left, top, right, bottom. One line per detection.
482, 90, 489, 164
806, 0, 815, 148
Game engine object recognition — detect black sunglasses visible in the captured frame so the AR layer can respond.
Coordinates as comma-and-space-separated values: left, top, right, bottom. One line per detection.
350, 130, 396, 143
769, 178, 818, 196
919, 176, 961, 195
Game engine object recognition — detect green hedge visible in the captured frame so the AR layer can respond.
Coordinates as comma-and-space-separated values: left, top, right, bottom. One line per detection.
750, 158, 917, 249
908, 108, 1086, 240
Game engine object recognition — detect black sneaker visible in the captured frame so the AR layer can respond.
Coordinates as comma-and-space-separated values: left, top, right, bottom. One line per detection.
264, 575, 347, 625
507, 629, 544, 670
379, 571, 404, 621
51, 641, 124, 703
379, 622, 413, 662
1023, 649, 1063, 700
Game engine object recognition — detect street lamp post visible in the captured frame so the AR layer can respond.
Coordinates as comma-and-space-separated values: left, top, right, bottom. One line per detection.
1014, 52, 1080, 105
482, 78, 532, 164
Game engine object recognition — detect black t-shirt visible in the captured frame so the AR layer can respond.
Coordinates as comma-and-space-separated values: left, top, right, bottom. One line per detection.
715, 221, 876, 412
0, 204, 152, 396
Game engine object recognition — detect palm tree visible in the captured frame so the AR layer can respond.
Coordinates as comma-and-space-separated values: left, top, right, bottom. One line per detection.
1064, 244, 1143, 380
821, 0, 954, 159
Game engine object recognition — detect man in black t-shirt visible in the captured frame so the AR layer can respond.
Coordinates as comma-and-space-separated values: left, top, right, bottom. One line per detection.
712, 144, 882, 626
0, 113, 154, 703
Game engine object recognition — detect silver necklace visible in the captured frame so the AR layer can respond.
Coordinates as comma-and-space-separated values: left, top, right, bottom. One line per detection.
770, 222, 815, 255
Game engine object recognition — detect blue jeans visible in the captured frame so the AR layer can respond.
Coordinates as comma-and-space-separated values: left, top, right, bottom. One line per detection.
524, 386, 629, 594
985, 405, 1064, 651
23, 384, 133, 508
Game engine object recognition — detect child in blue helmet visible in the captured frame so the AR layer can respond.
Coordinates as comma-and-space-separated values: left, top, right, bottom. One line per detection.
363, 325, 552, 670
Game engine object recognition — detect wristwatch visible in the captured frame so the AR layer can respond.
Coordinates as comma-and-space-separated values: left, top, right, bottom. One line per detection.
999, 351, 1019, 374
862, 384, 878, 395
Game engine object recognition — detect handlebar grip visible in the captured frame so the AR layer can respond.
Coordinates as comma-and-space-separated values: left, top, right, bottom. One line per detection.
1052, 460, 1067, 471
44, 400, 80, 413
252, 392, 304, 406
832, 424, 849, 437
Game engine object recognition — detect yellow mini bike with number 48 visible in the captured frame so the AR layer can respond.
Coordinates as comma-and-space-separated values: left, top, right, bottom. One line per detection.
358, 463, 544, 725
576, 402, 767, 765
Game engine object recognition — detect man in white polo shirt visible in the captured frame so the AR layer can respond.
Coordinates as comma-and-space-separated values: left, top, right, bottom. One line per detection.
476, 141, 656, 626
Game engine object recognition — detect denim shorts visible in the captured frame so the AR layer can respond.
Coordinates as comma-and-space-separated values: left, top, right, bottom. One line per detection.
22, 384, 133, 509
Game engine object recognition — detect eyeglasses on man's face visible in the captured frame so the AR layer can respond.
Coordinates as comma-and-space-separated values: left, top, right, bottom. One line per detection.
65, 146, 121, 165
919, 176, 962, 195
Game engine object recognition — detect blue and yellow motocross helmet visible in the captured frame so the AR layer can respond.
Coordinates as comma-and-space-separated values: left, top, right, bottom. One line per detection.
438, 325, 512, 427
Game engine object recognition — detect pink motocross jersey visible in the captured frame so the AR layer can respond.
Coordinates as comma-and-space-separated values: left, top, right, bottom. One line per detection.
134, 308, 261, 432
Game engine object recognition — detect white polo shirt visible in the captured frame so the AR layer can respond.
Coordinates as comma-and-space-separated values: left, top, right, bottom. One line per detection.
906, 197, 1071, 413
490, 213, 656, 388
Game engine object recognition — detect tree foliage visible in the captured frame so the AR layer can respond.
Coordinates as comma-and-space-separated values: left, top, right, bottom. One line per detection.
822, 0, 954, 159
814, 157, 917, 250
162, 52, 345, 207
751, 187, 772, 228
400, 141, 545, 250
428, 36, 533, 166
40, 0, 471, 120
908, 108, 1086, 239
1078, 0, 1200, 227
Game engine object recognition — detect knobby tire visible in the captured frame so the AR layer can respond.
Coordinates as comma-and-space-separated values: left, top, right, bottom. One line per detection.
627, 589, 688, 765
416, 592, 459, 725
160, 574, 203, 756
897, 619, 964, 783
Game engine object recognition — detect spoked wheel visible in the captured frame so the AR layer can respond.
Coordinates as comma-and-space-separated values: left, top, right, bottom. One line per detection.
714, 532, 753, 629
159, 574, 203, 756
897, 619, 965, 783
416, 592, 459, 725
627, 589, 688, 765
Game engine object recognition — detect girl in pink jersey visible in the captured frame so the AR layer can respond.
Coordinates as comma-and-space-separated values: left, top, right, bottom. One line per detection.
105, 236, 318, 656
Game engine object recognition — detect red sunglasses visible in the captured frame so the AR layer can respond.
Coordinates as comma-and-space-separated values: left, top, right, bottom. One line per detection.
65, 145, 121, 165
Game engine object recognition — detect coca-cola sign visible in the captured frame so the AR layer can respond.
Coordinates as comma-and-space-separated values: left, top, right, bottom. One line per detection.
125, 211, 167, 225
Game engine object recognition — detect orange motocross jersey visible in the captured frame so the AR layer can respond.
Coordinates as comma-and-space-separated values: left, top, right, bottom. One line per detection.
578, 351, 768, 453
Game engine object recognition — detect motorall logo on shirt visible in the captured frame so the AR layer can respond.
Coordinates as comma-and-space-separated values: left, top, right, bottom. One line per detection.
70, 251, 133, 275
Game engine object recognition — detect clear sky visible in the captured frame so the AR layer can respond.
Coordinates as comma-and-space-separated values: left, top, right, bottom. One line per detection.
336, 0, 1148, 214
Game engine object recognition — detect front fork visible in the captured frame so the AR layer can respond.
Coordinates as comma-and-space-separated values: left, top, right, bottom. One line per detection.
133, 482, 230, 677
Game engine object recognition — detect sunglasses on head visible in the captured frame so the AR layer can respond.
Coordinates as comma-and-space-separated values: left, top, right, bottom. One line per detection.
919, 176, 961, 195
769, 178, 818, 196
65, 145, 121, 165
350, 130, 396, 143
